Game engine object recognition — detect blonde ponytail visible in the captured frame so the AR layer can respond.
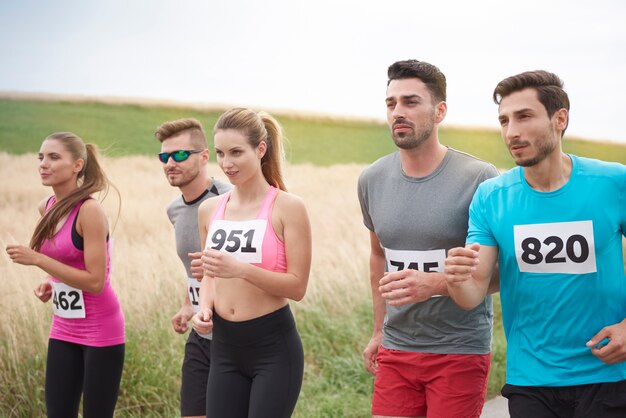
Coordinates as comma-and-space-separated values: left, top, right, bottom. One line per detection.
258, 112, 286, 191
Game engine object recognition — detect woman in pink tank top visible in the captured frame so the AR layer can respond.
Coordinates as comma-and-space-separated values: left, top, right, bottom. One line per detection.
6, 132, 124, 418
192, 108, 312, 418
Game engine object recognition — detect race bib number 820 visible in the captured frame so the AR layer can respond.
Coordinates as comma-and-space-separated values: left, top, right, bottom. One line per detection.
513, 220, 597, 274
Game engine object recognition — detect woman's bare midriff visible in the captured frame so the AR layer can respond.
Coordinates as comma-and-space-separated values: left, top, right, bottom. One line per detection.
214, 277, 287, 321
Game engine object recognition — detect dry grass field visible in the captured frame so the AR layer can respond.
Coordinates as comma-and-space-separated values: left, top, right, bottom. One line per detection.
0, 151, 372, 337
0, 152, 375, 415
1, 98, 623, 415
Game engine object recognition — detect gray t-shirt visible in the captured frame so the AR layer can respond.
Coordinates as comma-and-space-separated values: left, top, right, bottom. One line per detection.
167, 179, 231, 340
358, 148, 499, 354
167, 178, 232, 277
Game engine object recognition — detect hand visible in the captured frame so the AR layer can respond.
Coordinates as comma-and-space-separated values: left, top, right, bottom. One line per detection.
202, 249, 244, 279
363, 333, 382, 375
171, 304, 194, 334
192, 307, 213, 335
189, 252, 204, 281
34, 281, 52, 303
379, 269, 442, 306
444, 243, 480, 286
6, 244, 42, 266
586, 319, 626, 364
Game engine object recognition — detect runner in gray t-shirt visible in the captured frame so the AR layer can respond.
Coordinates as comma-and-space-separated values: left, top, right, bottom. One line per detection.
358, 60, 499, 418
155, 118, 231, 418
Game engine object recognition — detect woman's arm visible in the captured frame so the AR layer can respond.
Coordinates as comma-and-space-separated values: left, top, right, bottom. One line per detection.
197, 198, 218, 311
27, 199, 108, 294
192, 198, 220, 334
37, 197, 49, 216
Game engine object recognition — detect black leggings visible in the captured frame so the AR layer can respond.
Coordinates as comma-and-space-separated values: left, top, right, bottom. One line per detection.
207, 305, 304, 418
45, 338, 125, 418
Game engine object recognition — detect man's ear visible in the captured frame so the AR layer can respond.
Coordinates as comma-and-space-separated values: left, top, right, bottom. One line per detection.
435, 101, 447, 124
554, 108, 569, 134
201, 148, 210, 164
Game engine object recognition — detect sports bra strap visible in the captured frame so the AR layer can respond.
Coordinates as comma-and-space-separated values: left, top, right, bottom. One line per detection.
46, 195, 56, 210
210, 191, 232, 223
210, 187, 278, 222
257, 186, 279, 219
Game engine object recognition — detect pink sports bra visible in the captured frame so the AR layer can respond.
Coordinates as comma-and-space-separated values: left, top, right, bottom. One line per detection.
208, 186, 287, 272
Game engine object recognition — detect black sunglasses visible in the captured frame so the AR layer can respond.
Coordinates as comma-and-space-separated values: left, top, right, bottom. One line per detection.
158, 149, 203, 164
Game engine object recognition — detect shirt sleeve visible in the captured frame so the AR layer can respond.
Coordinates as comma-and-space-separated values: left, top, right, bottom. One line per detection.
479, 163, 500, 183
620, 166, 626, 237
357, 173, 374, 231
466, 183, 497, 246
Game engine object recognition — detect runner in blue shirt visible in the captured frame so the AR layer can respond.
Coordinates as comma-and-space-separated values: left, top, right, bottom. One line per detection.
445, 70, 626, 417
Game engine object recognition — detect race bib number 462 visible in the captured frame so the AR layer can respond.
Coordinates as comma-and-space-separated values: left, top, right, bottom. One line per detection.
51, 281, 86, 319
513, 220, 597, 274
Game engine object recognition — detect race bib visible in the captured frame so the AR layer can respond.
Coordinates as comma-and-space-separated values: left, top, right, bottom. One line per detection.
187, 277, 201, 314
384, 248, 446, 273
384, 248, 446, 298
51, 281, 86, 319
513, 220, 597, 274
206, 219, 266, 263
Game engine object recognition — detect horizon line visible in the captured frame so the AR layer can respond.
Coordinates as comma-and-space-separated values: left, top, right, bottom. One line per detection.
1, 90, 624, 146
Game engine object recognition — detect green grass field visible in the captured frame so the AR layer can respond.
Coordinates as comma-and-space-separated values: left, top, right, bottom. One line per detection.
2, 98, 625, 166
0, 97, 624, 417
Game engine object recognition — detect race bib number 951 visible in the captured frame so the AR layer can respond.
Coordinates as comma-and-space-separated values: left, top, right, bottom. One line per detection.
513, 220, 597, 274
206, 219, 266, 263
51, 281, 86, 319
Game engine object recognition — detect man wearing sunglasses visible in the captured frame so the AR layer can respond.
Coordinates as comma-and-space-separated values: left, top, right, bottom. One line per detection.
155, 118, 231, 418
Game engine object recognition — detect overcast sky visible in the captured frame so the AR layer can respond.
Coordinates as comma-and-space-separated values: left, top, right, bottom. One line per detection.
1, 0, 625, 143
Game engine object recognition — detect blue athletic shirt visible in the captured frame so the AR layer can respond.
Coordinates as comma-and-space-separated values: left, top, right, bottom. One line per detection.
467, 154, 626, 386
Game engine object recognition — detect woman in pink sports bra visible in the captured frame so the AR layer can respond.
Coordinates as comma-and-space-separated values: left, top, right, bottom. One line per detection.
192, 108, 312, 418
5, 132, 124, 418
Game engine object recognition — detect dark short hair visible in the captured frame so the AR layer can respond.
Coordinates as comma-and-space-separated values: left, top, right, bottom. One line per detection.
387, 59, 446, 102
493, 70, 570, 118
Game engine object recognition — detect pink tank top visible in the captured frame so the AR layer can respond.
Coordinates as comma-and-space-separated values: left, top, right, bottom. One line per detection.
40, 197, 125, 347
208, 186, 287, 272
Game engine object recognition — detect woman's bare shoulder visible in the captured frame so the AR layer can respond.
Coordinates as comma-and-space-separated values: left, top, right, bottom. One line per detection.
275, 190, 307, 214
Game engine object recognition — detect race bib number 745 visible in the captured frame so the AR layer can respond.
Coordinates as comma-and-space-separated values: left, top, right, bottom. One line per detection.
513, 220, 597, 274
384, 248, 446, 298
384, 248, 446, 273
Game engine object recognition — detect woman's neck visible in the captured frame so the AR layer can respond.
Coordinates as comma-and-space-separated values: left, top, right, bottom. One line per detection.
231, 175, 271, 205
52, 181, 79, 201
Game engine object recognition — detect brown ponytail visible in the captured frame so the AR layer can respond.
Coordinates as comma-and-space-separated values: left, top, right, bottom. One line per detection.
30, 133, 116, 251
214, 108, 287, 191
